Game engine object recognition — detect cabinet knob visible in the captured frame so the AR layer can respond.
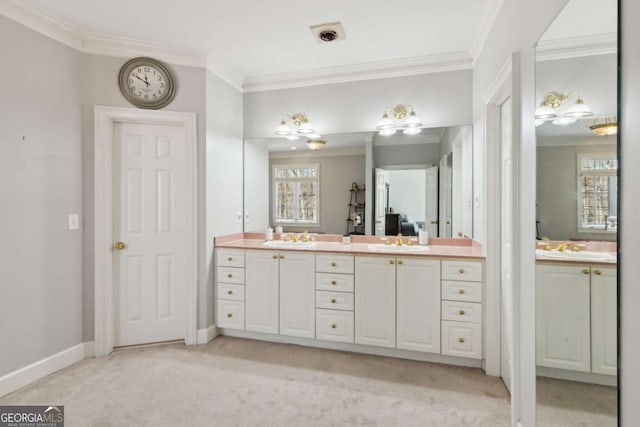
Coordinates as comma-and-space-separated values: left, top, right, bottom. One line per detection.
330, 323, 337, 329
582, 269, 590, 275
458, 289, 465, 295
227, 290, 233, 295
430, 220, 438, 224
331, 298, 337, 304
227, 257, 233, 261
272, 255, 278, 259
280, 255, 285, 259
398, 260, 404, 265
594, 270, 602, 275
389, 260, 395, 265
459, 269, 465, 274
331, 280, 337, 285
458, 337, 465, 343
227, 313, 233, 318
459, 310, 465, 315
331, 262, 337, 267
227, 273, 233, 278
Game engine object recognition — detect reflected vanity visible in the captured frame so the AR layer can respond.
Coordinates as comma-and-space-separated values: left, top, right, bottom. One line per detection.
535, 0, 618, 425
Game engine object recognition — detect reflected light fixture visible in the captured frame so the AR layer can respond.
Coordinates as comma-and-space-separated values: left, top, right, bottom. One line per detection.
375, 105, 423, 136
590, 117, 618, 136
275, 113, 319, 138
535, 92, 593, 127
306, 139, 326, 150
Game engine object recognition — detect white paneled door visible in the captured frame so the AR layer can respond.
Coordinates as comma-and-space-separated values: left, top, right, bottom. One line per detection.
113, 122, 187, 347
425, 166, 439, 238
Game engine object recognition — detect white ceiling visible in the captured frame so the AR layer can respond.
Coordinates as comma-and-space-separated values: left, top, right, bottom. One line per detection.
24, 0, 497, 83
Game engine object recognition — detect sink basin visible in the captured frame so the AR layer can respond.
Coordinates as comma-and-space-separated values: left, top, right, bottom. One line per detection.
263, 240, 318, 249
536, 249, 615, 262
367, 244, 430, 253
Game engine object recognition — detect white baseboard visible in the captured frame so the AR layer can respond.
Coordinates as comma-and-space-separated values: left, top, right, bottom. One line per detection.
0, 341, 94, 398
537, 366, 617, 387
196, 325, 219, 344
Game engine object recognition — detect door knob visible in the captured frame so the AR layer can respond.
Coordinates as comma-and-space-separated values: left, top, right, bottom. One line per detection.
431, 220, 438, 224
114, 241, 126, 250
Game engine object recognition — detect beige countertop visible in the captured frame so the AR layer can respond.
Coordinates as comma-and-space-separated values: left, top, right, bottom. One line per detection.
535, 240, 617, 266
215, 233, 484, 260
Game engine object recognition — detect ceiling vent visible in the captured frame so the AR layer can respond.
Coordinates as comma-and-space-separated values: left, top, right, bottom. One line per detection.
309, 22, 346, 44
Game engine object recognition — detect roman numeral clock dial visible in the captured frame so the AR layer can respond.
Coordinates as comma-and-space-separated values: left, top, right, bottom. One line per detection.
118, 57, 176, 109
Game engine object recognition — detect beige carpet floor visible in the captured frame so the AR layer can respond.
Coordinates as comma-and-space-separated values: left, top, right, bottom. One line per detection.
1, 336, 511, 426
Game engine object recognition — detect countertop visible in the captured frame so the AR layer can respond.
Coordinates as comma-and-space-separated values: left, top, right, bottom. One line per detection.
535, 241, 617, 266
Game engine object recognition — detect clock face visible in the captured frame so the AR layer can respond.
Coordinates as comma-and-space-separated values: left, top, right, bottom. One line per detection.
118, 58, 176, 109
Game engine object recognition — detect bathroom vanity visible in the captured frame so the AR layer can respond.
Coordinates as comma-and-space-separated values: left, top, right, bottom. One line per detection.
214, 233, 485, 367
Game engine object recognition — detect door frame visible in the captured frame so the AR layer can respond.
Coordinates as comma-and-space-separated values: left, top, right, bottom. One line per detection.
94, 106, 198, 357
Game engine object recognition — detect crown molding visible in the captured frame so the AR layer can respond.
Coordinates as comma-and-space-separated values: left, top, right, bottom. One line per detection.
470, 0, 506, 63
242, 52, 473, 93
206, 56, 244, 92
536, 33, 617, 62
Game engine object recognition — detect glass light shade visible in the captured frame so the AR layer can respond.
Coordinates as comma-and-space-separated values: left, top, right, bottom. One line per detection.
285, 134, 300, 141
402, 111, 422, 128
306, 139, 326, 150
535, 119, 545, 127
376, 113, 395, 130
275, 120, 293, 136
535, 105, 557, 119
403, 127, 422, 135
297, 121, 315, 134
552, 116, 578, 126
565, 98, 593, 117
590, 123, 618, 136
308, 133, 323, 140
378, 128, 396, 136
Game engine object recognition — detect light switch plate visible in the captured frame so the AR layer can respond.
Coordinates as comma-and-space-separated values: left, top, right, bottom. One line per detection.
68, 214, 80, 230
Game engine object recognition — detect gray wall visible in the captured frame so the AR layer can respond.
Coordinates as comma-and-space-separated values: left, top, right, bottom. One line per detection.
373, 143, 441, 167
620, 0, 640, 422
537, 142, 617, 241
269, 153, 365, 234
0, 16, 83, 376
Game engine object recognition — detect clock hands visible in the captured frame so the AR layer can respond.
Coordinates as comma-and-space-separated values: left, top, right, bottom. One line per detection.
144, 74, 150, 87
133, 74, 150, 88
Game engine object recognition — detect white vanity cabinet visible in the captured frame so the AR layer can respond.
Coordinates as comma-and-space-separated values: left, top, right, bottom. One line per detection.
396, 258, 441, 353
315, 254, 354, 343
591, 267, 617, 375
535, 264, 592, 372
355, 256, 397, 348
245, 250, 280, 334
216, 249, 246, 330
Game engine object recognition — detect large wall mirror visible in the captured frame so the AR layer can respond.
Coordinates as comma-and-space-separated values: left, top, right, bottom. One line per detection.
535, 0, 618, 425
243, 125, 473, 239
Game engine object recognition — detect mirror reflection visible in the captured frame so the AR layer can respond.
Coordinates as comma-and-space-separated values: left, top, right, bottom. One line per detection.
244, 125, 472, 238
535, 0, 617, 425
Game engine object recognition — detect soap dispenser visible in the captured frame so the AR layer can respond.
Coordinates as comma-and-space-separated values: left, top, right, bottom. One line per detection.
418, 227, 428, 245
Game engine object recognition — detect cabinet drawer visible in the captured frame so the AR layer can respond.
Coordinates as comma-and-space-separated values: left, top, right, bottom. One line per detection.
217, 267, 245, 284
316, 254, 354, 274
442, 321, 481, 359
316, 273, 354, 292
217, 249, 245, 268
217, 283, 245, 301
316, 309, 354, 343
216, 299, 245, 330
316, 291, 354, 311
442, 301, 482, 323
442, 260, 483, 282
441, 281, 482, 303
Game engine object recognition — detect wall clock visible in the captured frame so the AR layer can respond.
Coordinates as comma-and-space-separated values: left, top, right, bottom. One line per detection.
118, 57, 176, 109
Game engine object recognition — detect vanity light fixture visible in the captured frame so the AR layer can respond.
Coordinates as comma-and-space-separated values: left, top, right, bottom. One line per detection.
375, 105, 423, 136
275, 113, 319, 139
589, 117, 618, 136
535, 92, 593, 126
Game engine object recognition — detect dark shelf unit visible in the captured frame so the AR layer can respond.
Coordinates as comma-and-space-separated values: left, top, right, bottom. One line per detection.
346, 187, 366, 235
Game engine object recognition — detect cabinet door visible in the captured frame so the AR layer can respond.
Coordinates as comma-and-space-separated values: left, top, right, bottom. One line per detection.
536, 264, 591, 372
397, 258, 441, 353
279, 252, 315, 339
355, 256, 396, 348
245, 250, 279, 334
591, 267, 617, 375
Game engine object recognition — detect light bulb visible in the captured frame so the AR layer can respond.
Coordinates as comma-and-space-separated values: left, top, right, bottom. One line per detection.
376, 113, 395, 130
403, 127, 422, 135
275, 119, 293, 136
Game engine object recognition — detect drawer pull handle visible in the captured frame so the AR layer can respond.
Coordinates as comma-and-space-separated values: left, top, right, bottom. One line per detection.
280, 255, 285, 259
582, 269, 590, 275
398, 260, 404, 265
227, 273, 233, 278
459, 269, 465, 274
227, 313, 233, 318
272, 255, 278, 259
458, 289, 465, 294
331, 323, 337, 329
331, 262, 337, 267
594, 270, 602, 275
228, 257, 233, 261
458, 337, 465, 343
331, 298, 337, 304
227, 290, 233, 295
459, 310, 465, 315
389, 260, 395, 265
331, 280, 337, 285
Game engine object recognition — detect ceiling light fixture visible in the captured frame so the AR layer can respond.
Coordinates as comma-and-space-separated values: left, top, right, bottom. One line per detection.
535, 92, 593, 127
590, 117, 618, 136
306, 139, 326, 150
375, 105, 423, 136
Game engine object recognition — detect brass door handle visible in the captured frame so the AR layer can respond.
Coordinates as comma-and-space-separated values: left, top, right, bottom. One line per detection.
272, 255, 278, 259
227, 313, 233, 318
594, 270, 602, 275
398, 260, 404, 265
582, 269, 590, 275
331, 298, 337, 303
459, 310, 465, 315
331, 280, 337, 285
280, 255, 285, 259
389, 260, 395, 265
114, 241, 126, 250
331, 262, 337, 267
459, 289, 465, 294
430, 220, 438, 224
227, 257, 233, 261
330, 323, 337, 329
459, 269, 465, 274
227, 290, 233, 295
458, 337, 465, 343
227, 273, 233, 278
458, 232, 463, 237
